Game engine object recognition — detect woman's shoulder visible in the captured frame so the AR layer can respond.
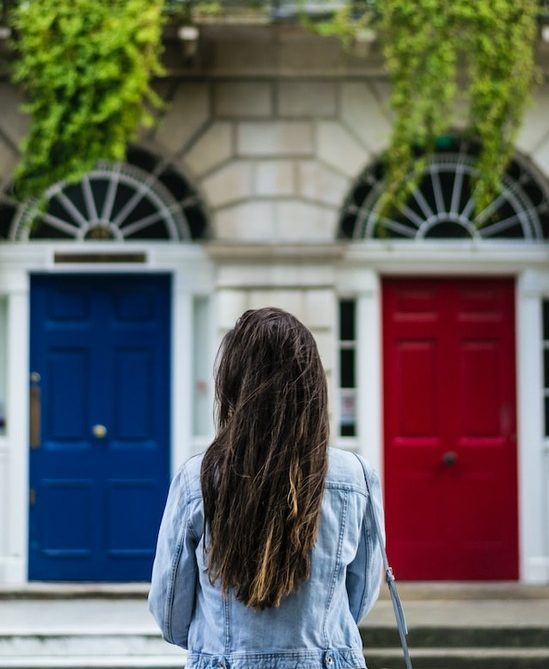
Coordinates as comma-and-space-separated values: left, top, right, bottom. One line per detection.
173, 452, 205, 500
326, 447, 377, 493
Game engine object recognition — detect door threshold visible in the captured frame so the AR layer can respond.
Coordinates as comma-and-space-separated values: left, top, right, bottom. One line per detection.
0, 583, 150, 599
379, 581, 549, 600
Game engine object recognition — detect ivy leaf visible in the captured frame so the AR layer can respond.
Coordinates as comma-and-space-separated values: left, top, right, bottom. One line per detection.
10, 0, 166, 200
300, 0, 538, 225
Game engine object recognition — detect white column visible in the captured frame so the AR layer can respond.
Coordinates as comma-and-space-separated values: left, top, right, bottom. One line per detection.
356, 272, 383, 479
517, 269, 549, 582
172, 278, 193, 472
1, 275, 30, 583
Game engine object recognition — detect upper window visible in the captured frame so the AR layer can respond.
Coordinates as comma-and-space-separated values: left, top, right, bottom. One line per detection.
0, 147, 209, 242
339, 137, 549, 241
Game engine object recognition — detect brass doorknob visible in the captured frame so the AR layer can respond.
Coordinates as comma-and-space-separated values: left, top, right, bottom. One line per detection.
442, 451, 458, 466
92, 424, 107, 439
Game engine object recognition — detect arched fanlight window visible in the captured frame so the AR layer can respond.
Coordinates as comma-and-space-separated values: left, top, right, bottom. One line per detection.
0, 147, 209, 241
339, 137, 549, 241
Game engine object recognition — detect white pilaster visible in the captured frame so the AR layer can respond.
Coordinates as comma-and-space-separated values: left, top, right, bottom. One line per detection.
172, 283, 193, 472
356, 276, 383, 478
517, 269, 549, 582
0, 272, 30, 583
337, 266, 383, 476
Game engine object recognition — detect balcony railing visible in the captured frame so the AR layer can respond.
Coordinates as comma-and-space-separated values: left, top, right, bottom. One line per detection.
0, 1, 347, 24
1, 1, 548, 26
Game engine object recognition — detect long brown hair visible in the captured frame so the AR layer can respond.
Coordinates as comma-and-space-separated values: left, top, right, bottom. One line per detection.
200, 307, 329, 609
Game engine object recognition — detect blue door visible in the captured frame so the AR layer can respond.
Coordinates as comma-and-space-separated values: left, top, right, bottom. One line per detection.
29, 274, 171, 581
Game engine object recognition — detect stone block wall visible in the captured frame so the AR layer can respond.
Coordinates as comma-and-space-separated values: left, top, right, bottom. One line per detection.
2, 45, 549, 243
137, 77, 394, 243
139, 74, 549, 244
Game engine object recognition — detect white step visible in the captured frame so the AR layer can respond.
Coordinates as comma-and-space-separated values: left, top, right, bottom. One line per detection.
0, 632, 181, 657
0, 658, 185, 668
3, 648, 549, 669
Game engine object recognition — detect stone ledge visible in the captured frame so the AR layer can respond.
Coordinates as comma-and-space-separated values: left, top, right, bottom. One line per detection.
0, 583, 149, 600
377, 581, 549, 601
205, 241, 346, 261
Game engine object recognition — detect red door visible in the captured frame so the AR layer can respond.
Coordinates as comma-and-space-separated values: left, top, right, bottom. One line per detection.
383, 278, 518, 580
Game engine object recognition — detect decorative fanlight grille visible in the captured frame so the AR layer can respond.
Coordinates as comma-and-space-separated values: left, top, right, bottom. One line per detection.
339, 139, 549, 241
1, 147, 208, 242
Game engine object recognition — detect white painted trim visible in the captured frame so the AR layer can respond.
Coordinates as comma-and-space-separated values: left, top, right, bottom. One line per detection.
332, 297, 342, 452
344, 240, 549, 273
0, 242, 215, 584
338, 251, 549, 584
215, 262, 337, 289
1, 278, 30, 583
517, 270, 549, 582
1, 239, 548, 583
172, 286, 193, 473
206, 293, 221, 440
356, 278, 383, 479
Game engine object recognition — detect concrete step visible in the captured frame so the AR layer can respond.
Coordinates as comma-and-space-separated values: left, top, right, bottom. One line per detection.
2, 649, 549, 669
0, 586, 547, 669
3, 627, 549, 656
0, 584, 150, 600
2, 582, 548, 601
366, 647, 549, 669
2, 632, 549, 669
362, 625, 549, 648
0, 658, 184, 668
376, 582, 549, 601
0, 632, 181, 657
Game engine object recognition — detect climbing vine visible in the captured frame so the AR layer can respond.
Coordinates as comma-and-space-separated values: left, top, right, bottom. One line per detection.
303, 0, 540, 219
7, 0, 540, 214
10, 0, 165, 200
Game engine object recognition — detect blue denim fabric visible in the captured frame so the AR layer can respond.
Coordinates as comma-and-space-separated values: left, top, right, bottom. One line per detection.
148, 447, 384, 669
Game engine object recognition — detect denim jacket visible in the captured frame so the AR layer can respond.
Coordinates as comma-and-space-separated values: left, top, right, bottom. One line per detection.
148, 447, 384, 669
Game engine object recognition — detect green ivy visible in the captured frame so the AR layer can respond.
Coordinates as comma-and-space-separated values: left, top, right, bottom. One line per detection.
8, 0, 540, 214
303, 0, 539, 221
10, 0, 165, 200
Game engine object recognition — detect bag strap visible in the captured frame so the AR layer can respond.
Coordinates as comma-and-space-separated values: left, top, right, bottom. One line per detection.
352, 453, 413, 669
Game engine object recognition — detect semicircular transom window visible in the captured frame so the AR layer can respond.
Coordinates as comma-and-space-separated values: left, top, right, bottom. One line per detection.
339, 138, 549, 241
1, 147, 208, 242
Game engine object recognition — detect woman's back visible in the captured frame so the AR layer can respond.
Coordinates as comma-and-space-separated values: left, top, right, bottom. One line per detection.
148, 308, 383, 669
148, 447, 383, 669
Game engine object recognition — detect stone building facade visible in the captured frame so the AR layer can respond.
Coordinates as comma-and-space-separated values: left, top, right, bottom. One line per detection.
0, 23, 548, 584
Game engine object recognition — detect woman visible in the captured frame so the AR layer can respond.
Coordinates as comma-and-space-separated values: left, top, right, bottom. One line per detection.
149, 307, 384, 669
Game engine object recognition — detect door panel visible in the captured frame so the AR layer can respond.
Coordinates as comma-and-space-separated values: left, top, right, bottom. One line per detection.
29, 274, 171, 581
383, 278, 518, 580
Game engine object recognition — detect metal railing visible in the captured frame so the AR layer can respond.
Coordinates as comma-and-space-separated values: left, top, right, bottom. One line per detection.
1, 1, 548, 26
0, 1, 349, 25
164, 1, 349, 20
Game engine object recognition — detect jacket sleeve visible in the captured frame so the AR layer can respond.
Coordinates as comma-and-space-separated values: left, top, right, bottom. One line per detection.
345, 459, 384, 623
148, 465, 198, 648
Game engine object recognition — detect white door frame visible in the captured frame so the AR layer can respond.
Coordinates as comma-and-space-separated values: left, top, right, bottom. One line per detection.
1, 239, 548, 584
337, 240, 549, 583
0, 242, 215, 584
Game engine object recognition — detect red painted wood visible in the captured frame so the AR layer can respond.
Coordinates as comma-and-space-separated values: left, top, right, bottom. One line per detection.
382, 278, 518, 580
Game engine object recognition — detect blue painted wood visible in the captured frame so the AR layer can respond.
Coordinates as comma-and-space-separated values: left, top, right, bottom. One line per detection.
29, 274, 171, 581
